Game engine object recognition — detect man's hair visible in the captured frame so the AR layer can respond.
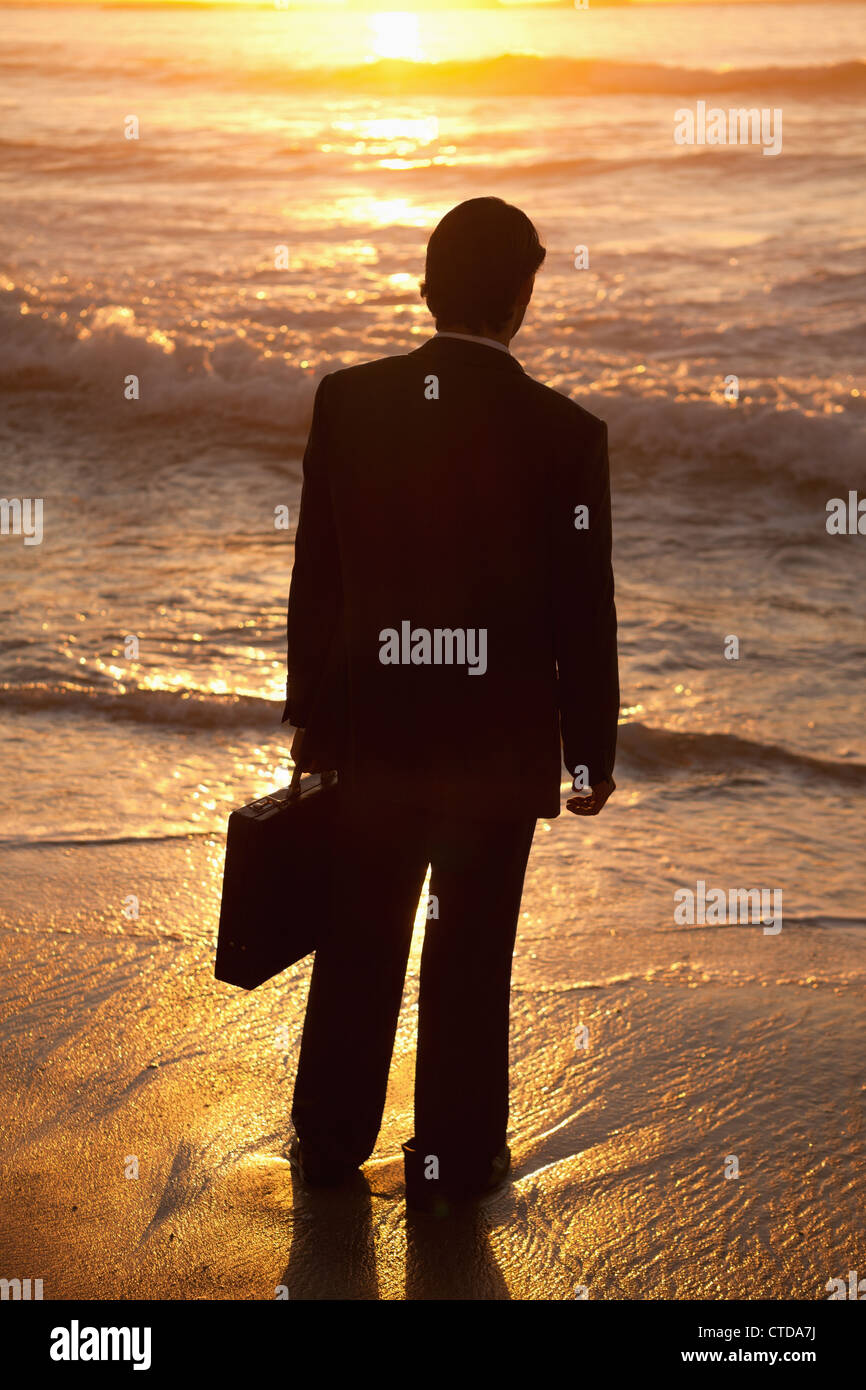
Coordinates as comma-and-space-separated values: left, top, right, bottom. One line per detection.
420, 197, 546, 334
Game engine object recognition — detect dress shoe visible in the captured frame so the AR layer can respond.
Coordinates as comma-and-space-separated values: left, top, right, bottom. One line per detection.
403, 1137, 512, 1213
288, 1136, 358, 1188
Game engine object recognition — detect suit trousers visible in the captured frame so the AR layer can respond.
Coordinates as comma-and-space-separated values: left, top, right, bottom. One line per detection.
291, 791, 536, 1183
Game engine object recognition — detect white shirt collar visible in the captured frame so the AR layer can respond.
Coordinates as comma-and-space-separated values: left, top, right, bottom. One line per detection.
434, 331, 510, 355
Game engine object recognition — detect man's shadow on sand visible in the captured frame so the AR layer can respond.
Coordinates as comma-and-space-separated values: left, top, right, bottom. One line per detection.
279, 1166, 511, 1300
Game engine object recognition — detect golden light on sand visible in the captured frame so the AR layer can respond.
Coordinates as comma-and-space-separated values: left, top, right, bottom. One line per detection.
368, 11, 423, 61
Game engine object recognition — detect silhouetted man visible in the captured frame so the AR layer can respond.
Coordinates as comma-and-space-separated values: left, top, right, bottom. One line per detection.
284, 197, 618, 1212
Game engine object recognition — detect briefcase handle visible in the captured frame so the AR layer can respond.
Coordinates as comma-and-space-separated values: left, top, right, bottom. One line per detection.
288, 763, 337, 799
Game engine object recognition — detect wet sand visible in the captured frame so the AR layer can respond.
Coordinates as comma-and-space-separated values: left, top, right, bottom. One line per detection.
1, 834, 864, 1301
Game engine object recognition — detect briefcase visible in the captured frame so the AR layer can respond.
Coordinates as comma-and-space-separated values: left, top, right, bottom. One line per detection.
215, 769, 339, 990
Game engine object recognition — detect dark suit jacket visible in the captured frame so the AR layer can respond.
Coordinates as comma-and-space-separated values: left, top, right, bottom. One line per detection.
283, 334, 618, 820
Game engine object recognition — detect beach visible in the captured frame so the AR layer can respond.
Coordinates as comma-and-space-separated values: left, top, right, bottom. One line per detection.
1, 820, 864, 1299
1, 0, 865, 1299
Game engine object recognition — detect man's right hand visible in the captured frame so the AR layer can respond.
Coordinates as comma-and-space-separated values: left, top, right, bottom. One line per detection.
565, 776, 616, 816
291, 726, 322, 774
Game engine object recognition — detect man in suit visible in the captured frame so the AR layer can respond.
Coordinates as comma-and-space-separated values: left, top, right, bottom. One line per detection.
284, 197, 618, 1211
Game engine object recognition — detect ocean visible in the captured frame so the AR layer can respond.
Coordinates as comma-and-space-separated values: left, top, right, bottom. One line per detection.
1, 1, 865, 1300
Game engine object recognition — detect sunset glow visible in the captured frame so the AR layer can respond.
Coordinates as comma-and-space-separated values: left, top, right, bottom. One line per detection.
368, 10, 423, 60
2, 0, 864, 1322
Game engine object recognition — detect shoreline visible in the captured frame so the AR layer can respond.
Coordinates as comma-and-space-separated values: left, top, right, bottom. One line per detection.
1, 834, 863, 1299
